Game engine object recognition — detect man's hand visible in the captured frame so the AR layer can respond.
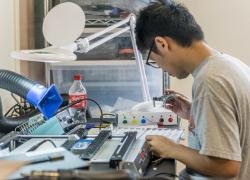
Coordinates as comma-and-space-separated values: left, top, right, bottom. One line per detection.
145, 135, 179, 159
146, 135, 240, 178
165, 89, 191, 120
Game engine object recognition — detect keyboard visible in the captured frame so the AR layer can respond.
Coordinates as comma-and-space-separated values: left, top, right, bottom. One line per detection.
112, 127, 184, 142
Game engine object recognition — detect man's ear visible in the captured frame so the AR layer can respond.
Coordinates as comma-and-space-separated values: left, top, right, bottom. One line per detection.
155, 36, 169, 53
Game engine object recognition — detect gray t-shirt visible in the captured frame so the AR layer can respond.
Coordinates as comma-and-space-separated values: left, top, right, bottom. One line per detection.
180, 52, 250, 180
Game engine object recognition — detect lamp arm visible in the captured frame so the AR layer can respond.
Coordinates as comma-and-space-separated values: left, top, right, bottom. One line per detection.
129, 15, 151, 101
77, 26, 130, 53
75, 14, 151, 101
75, 14, 133, 53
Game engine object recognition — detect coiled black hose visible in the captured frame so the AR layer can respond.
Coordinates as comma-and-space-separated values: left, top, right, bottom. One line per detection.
0, 69, 39, 133
0, 69, 35, 98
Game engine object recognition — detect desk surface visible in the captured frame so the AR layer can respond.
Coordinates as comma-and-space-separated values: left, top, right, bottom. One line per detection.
1, 123, 180, 179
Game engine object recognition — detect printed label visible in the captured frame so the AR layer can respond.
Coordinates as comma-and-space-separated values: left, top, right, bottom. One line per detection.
69, 94, 87, 109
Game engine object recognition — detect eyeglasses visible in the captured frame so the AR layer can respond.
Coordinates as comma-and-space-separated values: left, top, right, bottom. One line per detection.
145, 41, 160, 68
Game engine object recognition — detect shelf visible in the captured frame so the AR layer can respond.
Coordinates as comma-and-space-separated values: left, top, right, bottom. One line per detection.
86, 18, 123, 27
47, 60, 137, 67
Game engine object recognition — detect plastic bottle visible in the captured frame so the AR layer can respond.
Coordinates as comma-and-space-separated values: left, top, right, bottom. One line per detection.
68, 73, 87, 124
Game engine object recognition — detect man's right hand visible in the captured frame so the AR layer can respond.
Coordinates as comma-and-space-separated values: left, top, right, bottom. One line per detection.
165, 89, 191, 120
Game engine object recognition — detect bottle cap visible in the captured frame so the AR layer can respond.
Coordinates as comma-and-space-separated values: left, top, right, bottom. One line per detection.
74, 73, 81, 80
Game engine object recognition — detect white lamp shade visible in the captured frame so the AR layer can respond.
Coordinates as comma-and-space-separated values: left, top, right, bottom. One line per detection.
43, 2, 85, 46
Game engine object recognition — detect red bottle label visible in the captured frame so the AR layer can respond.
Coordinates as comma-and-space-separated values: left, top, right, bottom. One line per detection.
69, 94, 87, 109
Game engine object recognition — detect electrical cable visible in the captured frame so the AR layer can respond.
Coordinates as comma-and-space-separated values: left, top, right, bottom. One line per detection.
4, 93, 37, 118
55, 98, 104, 129
5, 100, 37, 118
27, 139, 57, 152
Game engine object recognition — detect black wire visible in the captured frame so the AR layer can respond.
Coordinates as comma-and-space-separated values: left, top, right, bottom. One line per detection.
14, 105, 22, 115
4, 94, 37, 118
55, 98, 104, 130
26, 139, 57, 152
5, 106, 15, 117
154, 172, 179, 178
5, 101, 36, 117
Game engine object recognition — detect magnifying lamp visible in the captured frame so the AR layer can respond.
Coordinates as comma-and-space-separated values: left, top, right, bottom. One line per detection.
11, 2, 151, 101
11, 2, 84, 62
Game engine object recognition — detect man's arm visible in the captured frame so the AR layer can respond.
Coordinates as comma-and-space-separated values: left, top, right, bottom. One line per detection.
174, 144, 241, 178
146, 135, 241, 178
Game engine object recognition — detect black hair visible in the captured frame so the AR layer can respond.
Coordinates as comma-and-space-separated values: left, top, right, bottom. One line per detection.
135, 0, 204, 52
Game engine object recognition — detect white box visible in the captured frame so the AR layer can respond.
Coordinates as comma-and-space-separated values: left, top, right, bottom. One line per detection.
117, 110, 178, 126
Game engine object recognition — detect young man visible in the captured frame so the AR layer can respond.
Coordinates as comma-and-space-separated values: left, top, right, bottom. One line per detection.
135, 0, 250, 179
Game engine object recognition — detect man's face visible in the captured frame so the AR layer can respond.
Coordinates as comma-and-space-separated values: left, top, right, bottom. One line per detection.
146, 38, 190, 79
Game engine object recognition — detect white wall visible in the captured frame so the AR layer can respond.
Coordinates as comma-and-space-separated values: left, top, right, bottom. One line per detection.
0, 0, 19, 111
172, 0, 250, 98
